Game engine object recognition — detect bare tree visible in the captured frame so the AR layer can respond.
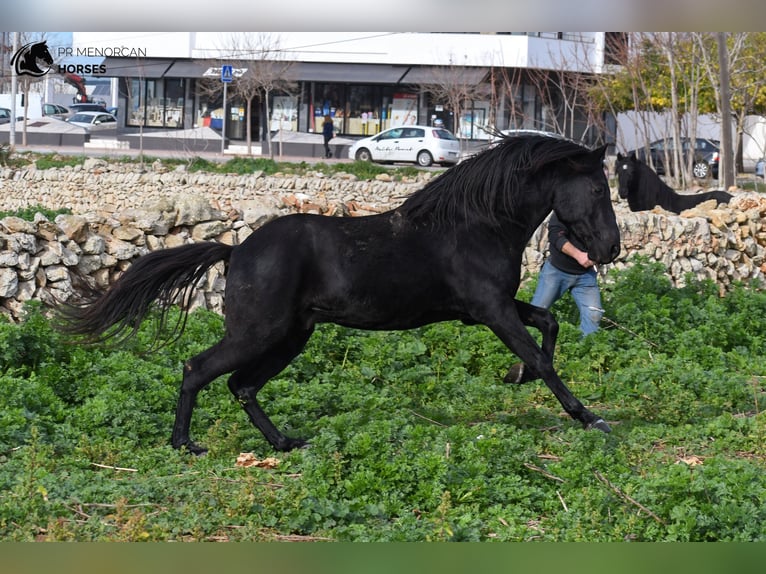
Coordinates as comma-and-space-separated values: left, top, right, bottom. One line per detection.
418, 55, 489, 152
219, 33, 294, 158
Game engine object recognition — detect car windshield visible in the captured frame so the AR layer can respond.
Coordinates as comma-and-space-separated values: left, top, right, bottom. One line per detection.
69, 113, 95, 123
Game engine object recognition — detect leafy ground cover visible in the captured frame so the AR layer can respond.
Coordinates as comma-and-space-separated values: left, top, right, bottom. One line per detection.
13, 151, 425, 181
0, 259, 764, 541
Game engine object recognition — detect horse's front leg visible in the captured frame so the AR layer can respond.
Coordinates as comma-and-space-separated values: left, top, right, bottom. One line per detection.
503, 299, 558, 385
488, 303, 610, 433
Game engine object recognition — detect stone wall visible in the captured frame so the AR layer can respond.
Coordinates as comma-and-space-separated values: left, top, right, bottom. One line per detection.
0, 158, 764, 321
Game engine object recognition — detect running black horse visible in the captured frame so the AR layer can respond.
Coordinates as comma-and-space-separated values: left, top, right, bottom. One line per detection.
58, 135, 621, 454
616, 152, 732, 214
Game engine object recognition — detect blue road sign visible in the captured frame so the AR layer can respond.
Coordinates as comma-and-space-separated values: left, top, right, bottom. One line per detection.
221, 65, 233, 83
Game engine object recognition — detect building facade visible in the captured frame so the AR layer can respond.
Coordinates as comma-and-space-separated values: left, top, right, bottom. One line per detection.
71, 32, 620, 146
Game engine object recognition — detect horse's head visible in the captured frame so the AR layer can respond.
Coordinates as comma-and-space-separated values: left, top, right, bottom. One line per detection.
32, 41, 54, 65
552, 144, 620, 265
615, 151, 638, 200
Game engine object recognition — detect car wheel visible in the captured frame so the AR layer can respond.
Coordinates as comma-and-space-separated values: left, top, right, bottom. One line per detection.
416, 150, 433, 167
355, 148, 372, 162
693, 161, 710, 179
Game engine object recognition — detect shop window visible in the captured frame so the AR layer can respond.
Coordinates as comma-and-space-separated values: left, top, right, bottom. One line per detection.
126, 78, 187, 129
270, 95, 298, 132
347, 85, 381, 136
312, 83, 344, 133
163, 78, 184, 128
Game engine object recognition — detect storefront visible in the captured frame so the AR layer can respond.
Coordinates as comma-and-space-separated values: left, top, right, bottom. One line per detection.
106, 57, 497, 141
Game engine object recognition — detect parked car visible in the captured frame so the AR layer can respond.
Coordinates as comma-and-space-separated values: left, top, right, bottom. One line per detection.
628, 137, 720, 179
348, 125, 460, 167
42, 103, 70, 120
68, 103, 109, 114
0, 107, 11, 125
66, 111, 117, 131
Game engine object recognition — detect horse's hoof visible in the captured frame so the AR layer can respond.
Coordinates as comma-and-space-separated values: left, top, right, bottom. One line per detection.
586, 419, 612, 433
176, 441, 208, 456
275, 437, 309, 452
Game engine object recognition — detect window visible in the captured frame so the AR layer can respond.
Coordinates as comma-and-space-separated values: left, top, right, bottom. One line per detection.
604, 32, 628, 66
347, 85, 381, 136
126, 78, 188, 129
313, 83, 344, 133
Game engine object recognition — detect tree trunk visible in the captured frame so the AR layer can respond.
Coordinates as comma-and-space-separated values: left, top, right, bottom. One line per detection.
717, 33, 735, 189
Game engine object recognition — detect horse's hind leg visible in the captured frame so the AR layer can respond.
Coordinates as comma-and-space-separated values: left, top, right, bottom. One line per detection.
227, 327, 314, 452
171, 340, 247, 454
504, 300, 558, 385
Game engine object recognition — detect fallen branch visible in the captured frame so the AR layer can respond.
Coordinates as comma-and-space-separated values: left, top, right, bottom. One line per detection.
407, 409, 447, 427
594, 470, 665, 525
91, 462, 138, 472
523, 462, 565, 483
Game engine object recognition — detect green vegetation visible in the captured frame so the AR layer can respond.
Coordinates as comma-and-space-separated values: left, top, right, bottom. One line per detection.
0, 260, 764, 541
2, 150, 435, 182
0, 205, 72, 221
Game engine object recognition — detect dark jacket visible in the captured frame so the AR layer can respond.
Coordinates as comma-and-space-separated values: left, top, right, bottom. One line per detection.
546, 213, 590, 275
322, 120, 334, 141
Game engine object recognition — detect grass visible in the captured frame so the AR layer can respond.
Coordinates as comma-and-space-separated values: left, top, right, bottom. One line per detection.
1, 150, 437, 182
0, 260, 764, 541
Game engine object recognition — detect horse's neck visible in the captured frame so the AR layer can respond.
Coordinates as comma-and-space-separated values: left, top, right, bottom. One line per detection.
638, 166, 681, 212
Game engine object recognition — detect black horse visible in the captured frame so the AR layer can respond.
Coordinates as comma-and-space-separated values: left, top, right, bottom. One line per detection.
616, 152, 732, 214
58, 135, 621, 454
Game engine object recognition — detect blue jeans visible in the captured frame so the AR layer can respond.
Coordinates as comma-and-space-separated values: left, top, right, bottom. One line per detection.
531, 260, 603, 336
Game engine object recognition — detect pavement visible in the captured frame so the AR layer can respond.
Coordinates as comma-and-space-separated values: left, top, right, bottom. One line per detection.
2, 120, 485, 166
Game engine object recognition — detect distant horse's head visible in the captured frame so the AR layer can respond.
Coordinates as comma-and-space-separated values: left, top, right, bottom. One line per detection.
615, 151, 638, 200
551, 143, 621, 265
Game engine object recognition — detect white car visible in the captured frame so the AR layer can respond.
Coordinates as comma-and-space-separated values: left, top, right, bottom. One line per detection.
66, 111, 117, 131
348, 125, 460, 167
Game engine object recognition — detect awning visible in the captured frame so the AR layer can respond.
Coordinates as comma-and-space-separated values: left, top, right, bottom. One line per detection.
100, 59, 489, 86
101, 58, 175, 78
400, 66, 489, 85
284, 62, 411, 84
164, 60, 222, 78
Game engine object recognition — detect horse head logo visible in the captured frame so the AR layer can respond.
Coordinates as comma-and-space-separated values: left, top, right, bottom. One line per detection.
10, 41, 54, 77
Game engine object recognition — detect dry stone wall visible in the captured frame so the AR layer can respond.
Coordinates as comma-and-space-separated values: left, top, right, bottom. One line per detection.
0, 158, 764, 321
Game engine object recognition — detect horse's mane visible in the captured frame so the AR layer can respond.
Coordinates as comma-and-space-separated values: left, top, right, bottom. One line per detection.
397, 135, 593, 228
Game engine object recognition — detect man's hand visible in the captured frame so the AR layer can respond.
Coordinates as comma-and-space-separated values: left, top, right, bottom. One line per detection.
561, 241, 596, 269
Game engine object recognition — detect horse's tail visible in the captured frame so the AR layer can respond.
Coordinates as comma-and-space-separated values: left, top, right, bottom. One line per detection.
57, 242, 234, 347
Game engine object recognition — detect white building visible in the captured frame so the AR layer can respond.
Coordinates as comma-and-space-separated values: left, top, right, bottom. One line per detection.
71, 32, 621, 146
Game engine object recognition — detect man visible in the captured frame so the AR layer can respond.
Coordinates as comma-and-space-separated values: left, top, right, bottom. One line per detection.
531, 212, 604, 337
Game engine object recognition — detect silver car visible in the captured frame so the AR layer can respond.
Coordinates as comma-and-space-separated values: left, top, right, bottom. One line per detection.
66, 111, 117, 131
348, 125, 460, 167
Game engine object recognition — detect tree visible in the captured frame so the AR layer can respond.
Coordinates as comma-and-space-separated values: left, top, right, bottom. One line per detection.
588, 33, 766, 184
221, 33, 294, 158
418, 55, 489, 151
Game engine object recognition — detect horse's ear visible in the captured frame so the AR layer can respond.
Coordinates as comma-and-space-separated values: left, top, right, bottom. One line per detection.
617, 152, 624, 161
629, 151, 637, 160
